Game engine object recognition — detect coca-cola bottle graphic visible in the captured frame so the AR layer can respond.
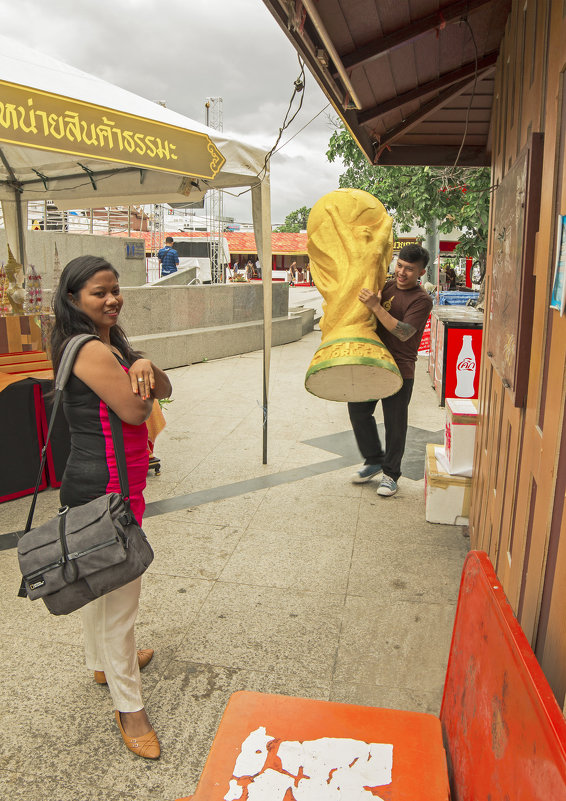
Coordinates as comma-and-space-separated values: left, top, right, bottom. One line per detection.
455, 335, 476, 397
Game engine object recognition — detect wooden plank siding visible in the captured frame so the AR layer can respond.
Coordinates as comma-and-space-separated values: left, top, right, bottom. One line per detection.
470, 0, 566, 704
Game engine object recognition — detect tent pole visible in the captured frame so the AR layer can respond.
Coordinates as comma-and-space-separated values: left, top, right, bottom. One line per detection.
14, 191, 26, 268
0, 147, 27, 267
252, 177, 272, 465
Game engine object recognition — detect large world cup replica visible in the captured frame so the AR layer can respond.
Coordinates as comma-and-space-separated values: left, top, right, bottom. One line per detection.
305, 188, 403, 402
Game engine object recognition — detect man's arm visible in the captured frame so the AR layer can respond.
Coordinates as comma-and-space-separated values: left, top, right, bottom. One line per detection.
358, 288, 417, 342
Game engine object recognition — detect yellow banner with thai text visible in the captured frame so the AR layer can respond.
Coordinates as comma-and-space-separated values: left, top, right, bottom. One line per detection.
393, 237, 419, 250
0, 80, 225, 179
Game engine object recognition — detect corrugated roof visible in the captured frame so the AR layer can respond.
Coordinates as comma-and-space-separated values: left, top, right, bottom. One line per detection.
261, 0, 512, 167
110, 229, 307, 254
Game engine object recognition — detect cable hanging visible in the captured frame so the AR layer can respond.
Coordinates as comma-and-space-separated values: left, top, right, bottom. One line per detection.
257, 54, 307, 181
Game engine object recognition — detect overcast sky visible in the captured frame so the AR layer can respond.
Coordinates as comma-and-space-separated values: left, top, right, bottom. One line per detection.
1, 0, 345, 225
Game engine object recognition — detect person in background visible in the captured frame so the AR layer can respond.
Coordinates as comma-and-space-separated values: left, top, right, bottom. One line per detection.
445, 264, 457, 290
349, 244, 433, 497
157, 236, 179, 277
306, 260, 313, 285
51, 255, 172, 759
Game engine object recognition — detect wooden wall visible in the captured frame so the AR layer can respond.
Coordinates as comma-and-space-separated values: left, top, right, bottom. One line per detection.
470, 0, 566, 706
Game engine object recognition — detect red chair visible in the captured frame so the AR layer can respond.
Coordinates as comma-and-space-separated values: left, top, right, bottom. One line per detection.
176, 551, 566, 800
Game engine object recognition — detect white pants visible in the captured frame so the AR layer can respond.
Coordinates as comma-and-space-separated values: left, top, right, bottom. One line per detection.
81, 577, 143, 712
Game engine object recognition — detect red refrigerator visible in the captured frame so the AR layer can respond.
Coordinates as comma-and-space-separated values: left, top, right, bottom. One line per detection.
430, 307, 483, 405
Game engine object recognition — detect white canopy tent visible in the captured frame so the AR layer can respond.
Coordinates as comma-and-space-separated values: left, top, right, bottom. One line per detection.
0, 35, 273, 461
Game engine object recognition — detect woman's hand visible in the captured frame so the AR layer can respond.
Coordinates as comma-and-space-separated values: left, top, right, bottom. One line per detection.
72, 341, 154, 425
128, 359, 155, 400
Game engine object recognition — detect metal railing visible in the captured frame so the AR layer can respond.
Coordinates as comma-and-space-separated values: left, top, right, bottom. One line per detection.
0, 202, 158, 239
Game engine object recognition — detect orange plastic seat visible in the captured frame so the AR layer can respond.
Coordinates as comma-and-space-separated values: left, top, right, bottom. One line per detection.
185, 695, 448, 800
176, 552, 566, 801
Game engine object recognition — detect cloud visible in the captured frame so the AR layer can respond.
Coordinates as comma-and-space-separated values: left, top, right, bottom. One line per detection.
0, 0, 344, 221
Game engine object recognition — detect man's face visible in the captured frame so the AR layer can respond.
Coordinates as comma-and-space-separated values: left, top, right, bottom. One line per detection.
394, 257, 425, 290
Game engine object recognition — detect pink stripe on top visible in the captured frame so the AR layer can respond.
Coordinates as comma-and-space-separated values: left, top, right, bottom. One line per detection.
99, 400, 149, 526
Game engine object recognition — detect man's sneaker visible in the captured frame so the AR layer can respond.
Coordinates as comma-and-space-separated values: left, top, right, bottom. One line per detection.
377, 475, 398, 496
351, 464, 382, 484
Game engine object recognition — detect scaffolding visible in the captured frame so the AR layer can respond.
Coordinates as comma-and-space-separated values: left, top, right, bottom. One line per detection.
205, 97, 224, 283
148, 203, 165, 259
0, 201, 150, 237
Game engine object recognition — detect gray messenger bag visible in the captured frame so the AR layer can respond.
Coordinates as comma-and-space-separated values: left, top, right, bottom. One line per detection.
17, 334, 154, 616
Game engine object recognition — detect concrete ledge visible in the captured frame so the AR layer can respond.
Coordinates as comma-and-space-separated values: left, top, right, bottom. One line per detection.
289, 306, 315, 336
147, 266, 198, 286
130, 315, 303, 369
120, 282, 289, 336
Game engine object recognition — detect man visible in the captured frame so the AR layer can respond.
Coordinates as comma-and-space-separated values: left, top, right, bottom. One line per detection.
445, 264, 457, 289
157, 236, 179, 277
349, 243, 433, 497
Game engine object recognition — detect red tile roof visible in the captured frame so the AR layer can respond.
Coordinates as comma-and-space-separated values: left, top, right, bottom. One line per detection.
110, 230, 307, 254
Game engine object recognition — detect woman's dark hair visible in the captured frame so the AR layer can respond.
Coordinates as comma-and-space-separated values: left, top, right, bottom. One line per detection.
51, 255, 140, 375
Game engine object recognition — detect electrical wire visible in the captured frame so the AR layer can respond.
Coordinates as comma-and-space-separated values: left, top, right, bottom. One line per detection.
222, 102, 331, 203
451, 16, 479, 170
25, 171, 118, 194
272, 103, 331, 155
222, 58, 320, 203
257, 54, 307, 181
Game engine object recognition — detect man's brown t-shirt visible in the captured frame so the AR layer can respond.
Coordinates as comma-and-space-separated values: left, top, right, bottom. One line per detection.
375, 279, 433, 379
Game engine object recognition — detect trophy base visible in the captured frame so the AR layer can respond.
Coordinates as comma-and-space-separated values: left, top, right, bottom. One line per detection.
305, 338, 403, 402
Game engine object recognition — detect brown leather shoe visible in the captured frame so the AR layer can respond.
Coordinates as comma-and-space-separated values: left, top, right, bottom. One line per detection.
94, 648, 154, 685
114, 710, 160, 759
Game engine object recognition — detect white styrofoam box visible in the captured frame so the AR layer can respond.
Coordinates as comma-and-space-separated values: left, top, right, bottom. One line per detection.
425, 444, 472, 525
444, 398, 478, 477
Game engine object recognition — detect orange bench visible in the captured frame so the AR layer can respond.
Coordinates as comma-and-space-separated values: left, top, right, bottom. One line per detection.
176, 551, 566, 801
0, 350, 48, 365
0, 351, 53, 381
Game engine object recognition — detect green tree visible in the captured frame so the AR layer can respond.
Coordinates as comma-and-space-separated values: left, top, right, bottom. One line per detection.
326, 124, 491, 276
276, 205, 311, 232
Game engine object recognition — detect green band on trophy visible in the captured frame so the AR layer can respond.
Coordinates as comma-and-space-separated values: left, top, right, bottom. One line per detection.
306, 355, 403, 381
313, 337, 391, 355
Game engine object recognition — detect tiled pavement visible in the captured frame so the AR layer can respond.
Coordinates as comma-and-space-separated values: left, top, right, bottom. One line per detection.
0, 326, 468, 801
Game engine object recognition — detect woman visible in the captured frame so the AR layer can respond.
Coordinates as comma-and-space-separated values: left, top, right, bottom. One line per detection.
52, 255, 172, 760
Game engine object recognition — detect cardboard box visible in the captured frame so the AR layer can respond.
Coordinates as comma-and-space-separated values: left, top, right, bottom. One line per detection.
444, 398, 478, 477
425, 444, 472, 525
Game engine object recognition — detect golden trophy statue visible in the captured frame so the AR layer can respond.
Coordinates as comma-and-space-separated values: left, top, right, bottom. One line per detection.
305, 188, 402, 402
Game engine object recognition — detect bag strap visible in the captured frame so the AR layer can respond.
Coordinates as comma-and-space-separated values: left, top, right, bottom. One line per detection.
55, 333, 98, 390
21, 333, 133, 535
18, 334, 136, 597
21, 334, 98, 537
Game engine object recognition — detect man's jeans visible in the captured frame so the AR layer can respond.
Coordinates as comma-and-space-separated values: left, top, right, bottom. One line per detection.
347, 378, 414, 481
